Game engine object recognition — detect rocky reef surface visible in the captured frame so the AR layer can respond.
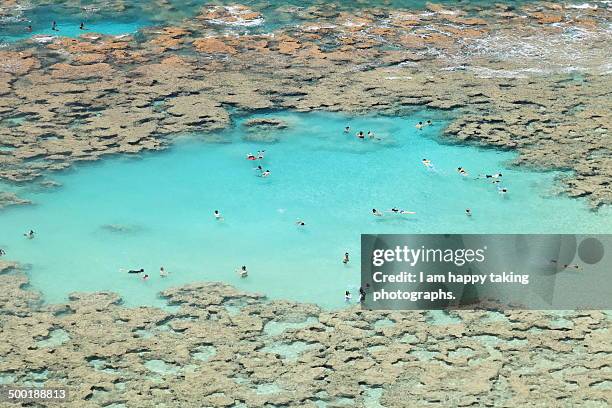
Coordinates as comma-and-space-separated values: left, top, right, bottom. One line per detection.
0, 260, 610, 407
0, 1, 610, 207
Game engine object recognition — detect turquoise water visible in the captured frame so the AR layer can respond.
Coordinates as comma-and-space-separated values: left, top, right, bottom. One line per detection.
0, 111, 610, 309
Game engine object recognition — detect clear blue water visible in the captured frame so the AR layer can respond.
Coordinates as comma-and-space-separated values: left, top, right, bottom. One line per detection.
0, 111, 610, 309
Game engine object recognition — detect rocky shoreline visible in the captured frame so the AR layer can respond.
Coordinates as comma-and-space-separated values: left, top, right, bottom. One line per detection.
0, 260, 610, 407
0, 1, 610, 208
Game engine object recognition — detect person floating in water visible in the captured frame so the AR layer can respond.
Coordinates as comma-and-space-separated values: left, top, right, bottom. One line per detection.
390, 208, 416, 215
160, 267, 168, 277
236, 266, 248, 278
142, 274, 150, 281
344, 290, 352, 302
344, 126, 350, 133
426, 120, 432, 126
256, 150, 265, 160
246, 153, 256, 160
26, 25, 32, 32
79, 22, 85, 30
343, 252, 349, 264
261, 170, 271, 177
498, 187, 508, 195
0, 249, 5, 256
254, 165, 263, 173
465, 208, 472, 217
457, 167, 468, 176
51, 21, 58, 31
128, 268, 144, 274
372, 208, 384, 217
356, 131, 365, 139
422, 159, 434, 169
478, 173, 503, 179
416, 121, 424, 130
367, 131, 375, 139
24, 230, 35, 239
214, 210, 223, 221
295, 219, 305, 227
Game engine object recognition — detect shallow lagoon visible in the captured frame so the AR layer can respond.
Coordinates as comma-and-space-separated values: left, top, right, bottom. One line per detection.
0, 111, 610, 308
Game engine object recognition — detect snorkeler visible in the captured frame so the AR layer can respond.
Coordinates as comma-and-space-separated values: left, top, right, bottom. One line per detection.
24, 230, 35, 239
128, 268, 144, 274
214, 210, 223, 220
256, 150, 265, 160
372, 208, 384, 217
343, 252, 349, 264
261, 170, 271, 177
344, 126, 350, 133
478, 173, 503, 179
390, 208, 416, 215
51, 21, 58, 31
465, 208, 472, 216
254, 165, 263, 173
357, 131, 365, 139
295, 220, 305, 227
344, 290, 352, 302
416, 121, 424, 130
457, 167, 468, 176
498, 187, 508, 195
236, 266, 248, 278
160, 267, 168, 277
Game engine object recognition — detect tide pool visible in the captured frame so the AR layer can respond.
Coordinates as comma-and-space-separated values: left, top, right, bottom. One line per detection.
0, 111, 610, 309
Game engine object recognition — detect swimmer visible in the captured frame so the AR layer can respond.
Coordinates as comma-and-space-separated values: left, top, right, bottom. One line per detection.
26, 25, 32, 32
491, 179, 501, 184
254, 165, 263, 173
246, 153, 256, 160
142, 274, 149, 281
415, 121, 424, 130
498, 187, 508, 195
344, 126, 350, 133
256, 150, 265, 159
24, 230, 35, 239
457, 167, 468, 176
128, 268, 144, 274
550, 260, 581, 270
79, 22, 85, 30
359, 286, 366, 302
357, 131, 365, 139
214, 210, 223, 220
261, 170, 271, 177
295, 219, 305, 227
342, 252, 349, 264
465, 208, 472, 216
426, 120, 432, 126
236, 266, 248, 278
0, 249, 5, 256
390, 208, 416, 215
160, 267, 168, 277
51, 21, 58, 31
478, 173, 503, 179
422, 159, 433, 169
372, 208, 384, 217
367, 131, 375, 139
344, 290, 352, 302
